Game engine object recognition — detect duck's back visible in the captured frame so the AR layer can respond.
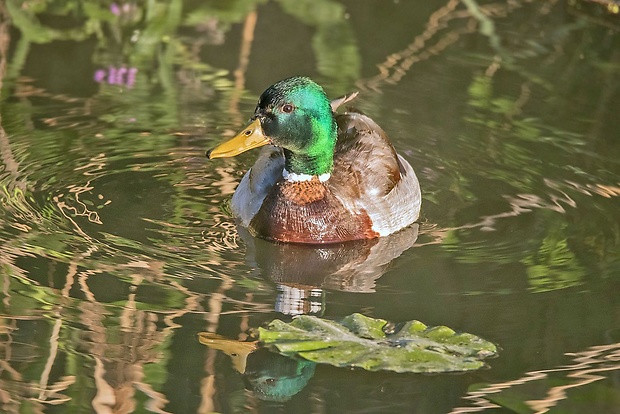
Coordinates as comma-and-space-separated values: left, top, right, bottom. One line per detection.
328, 111, 421, 237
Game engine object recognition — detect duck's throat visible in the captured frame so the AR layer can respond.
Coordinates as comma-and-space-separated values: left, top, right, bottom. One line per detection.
283, 149, 333, 181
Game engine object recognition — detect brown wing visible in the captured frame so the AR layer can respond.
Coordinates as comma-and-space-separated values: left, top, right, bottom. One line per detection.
328, 111, 402, 200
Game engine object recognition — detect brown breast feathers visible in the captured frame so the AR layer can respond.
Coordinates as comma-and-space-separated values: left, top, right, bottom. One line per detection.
249, 178, 379, 244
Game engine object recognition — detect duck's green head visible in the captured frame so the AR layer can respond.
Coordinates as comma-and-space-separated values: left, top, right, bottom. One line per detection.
208, 77, 337, 177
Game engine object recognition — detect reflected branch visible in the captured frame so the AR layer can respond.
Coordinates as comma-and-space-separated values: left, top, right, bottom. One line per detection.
199, 276, 235, 413
229, 10, 258, 124
0, 0, 8, 92
359, 0, 461, 91
36, 319, 63, 402
359, 0, 545, 91
92, 357, 117, 413
452, 342, 620, 413
134, 367, 170, 414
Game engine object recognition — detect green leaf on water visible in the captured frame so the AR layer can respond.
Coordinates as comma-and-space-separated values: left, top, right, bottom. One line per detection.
259, 313, 497, 373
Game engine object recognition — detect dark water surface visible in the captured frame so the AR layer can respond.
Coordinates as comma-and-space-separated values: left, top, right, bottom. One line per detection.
1, 1, 619, 412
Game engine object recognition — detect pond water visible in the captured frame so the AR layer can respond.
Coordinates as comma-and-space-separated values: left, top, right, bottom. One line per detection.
1, 0, 620, 412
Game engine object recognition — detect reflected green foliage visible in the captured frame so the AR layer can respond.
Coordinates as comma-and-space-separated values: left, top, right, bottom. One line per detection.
185, 0, 265, 28
279, 0, 360, 88
260, 313, 497, 373
461, 0, 505, 59
0, 0, 619, 412
429, 11, 620, 292
6, 0, 109, 43
521, 223, 586, 292
0, 266, 179, 410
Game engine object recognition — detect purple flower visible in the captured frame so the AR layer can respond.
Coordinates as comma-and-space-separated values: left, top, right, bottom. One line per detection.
127, 67, 138, 87
94, 69, 106, 83
94, 66, 138, 88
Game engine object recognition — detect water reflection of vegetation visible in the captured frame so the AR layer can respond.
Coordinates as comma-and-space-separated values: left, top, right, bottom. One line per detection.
415, 2, 620, 293
0, 0, 619, 411
453, 340, 620, 412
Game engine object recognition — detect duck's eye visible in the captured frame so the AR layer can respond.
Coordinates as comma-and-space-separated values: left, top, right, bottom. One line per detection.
281, 104, 294, 113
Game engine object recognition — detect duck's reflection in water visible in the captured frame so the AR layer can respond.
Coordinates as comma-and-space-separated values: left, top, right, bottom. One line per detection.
240, 223, 419, 315
200, 224, 419, 402
199, 332, 316, 402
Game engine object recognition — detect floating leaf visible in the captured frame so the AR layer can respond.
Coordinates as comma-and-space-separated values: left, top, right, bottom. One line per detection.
259, 313, 497, 373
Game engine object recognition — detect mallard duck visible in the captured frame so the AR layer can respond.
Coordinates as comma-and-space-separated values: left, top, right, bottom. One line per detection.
207, 76, 421, 244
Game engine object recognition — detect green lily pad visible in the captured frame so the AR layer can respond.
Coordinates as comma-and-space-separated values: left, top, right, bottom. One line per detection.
259, 313, 497, 373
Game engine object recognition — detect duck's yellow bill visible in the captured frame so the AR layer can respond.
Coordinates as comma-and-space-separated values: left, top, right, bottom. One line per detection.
207, 119, 270, 159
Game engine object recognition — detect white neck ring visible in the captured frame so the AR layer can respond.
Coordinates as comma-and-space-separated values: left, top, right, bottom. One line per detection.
282, 168, 330, 183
